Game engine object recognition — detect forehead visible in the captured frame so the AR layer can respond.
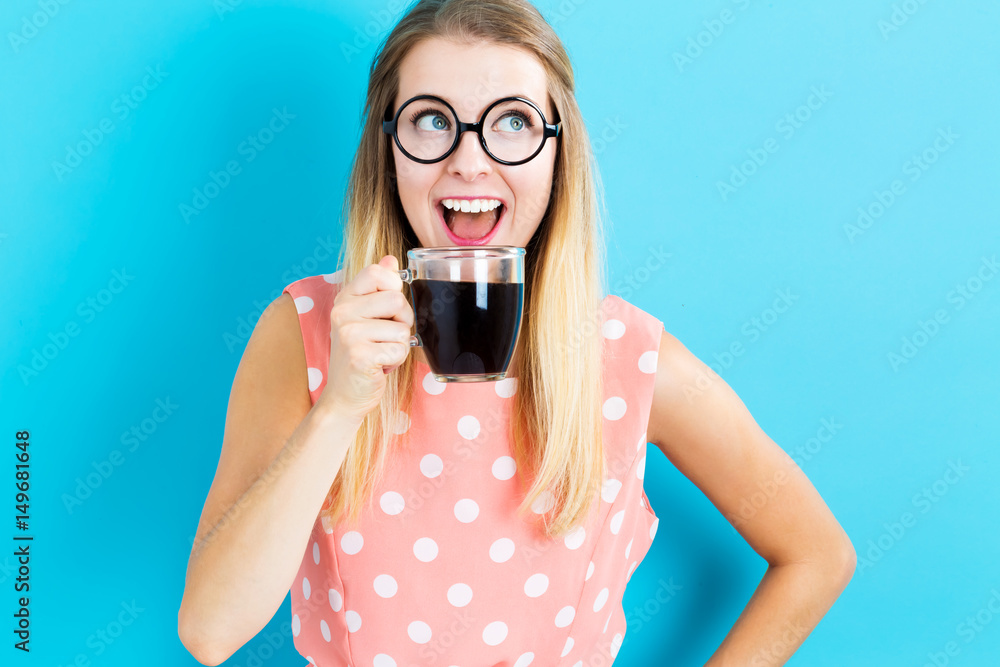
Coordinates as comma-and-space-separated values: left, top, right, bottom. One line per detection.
395, 36, 552, 118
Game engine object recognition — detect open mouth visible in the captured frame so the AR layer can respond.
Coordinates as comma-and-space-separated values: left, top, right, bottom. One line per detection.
437, 198, 506, 245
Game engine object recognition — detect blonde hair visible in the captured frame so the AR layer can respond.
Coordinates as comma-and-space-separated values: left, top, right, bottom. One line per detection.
327, 0, 608, 538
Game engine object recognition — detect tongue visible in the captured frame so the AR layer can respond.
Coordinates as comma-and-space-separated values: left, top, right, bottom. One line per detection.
448, 208, 500, 239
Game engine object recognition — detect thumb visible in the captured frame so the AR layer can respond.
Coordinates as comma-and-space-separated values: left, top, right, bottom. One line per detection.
379, 254, 399, 269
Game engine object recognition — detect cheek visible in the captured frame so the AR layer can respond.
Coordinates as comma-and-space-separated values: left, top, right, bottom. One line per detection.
511, 164, 555, 222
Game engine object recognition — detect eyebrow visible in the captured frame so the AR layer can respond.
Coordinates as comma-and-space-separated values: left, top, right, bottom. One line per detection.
414, 92, 544, 109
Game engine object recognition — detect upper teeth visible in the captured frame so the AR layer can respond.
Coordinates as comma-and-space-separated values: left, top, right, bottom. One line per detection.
442, 199, 502, 214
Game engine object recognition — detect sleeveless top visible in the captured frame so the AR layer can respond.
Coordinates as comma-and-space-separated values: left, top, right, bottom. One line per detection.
282, 271, 665, 667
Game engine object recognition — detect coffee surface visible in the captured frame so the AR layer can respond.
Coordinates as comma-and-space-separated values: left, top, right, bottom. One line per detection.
410, 279, 523, 376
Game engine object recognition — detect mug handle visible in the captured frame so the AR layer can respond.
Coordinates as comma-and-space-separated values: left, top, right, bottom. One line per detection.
397, 269, 421, 348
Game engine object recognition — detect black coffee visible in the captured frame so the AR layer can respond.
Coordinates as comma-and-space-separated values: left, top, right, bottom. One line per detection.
410, 279, 523, 376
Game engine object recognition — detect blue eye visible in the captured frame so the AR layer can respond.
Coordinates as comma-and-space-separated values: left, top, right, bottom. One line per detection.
496, 110, 532, 132
410, 108, 450, 132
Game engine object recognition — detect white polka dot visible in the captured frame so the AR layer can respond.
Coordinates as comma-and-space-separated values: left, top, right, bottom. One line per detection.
373, 574, 398, 598
564, 526, 586, 550
561, 637, 574, 657
482, 621, 508, 646
492, 456, 516, 480
495, 377, 518, 397
603, 396, 627, 421
329, 588, 343, 612
650, 517, 659, 540
447, 583, 473, 607
307, 367, 323, 392
610, 510, 625, 535
420, 454, 444, 478
531, 490, 555, 514
593, 587, 609, 612
611, 633, 623, 657
422, 371, 446, 395
302, 577, 311, 600
340, 531, 363, 555
602, 319, 626, 339
320, 512, 333, 534
380, 491, 405, 515
454, 498, 480, 523
638, 433, 646, 451
293, 295, 314, 313
627, 561, 638, 580
555, 606, 576, 628
601, 478, 622, 503
292, 614, 301, 637
625, 538, 633, 559
320, 619, 331, 642
524, 573, 549, 598
586, 561, 595, 580
603, 613, 611, 633
638, 350, 658, 374
413, 537, 439, 562
323, 270, 343, 284
513, 652, 535, 667
573, 662, 583, 667
637, 454, 646, 480
408, 621, 432, 644
305, 656, 315, 666
373, 654, 396, 667
345, 610, 361, 632
457, 415, 481, 440
490, 538, 515, 563
392, 410, 411, 434
312, 542, 320, 565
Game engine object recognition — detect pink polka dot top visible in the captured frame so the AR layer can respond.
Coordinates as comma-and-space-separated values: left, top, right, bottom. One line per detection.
282, 271, 665, 667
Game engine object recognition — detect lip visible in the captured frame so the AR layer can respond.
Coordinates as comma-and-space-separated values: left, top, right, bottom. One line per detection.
434, 196, 508, 246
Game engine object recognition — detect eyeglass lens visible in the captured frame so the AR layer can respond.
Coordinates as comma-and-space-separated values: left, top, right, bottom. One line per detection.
395, 98, 545, 163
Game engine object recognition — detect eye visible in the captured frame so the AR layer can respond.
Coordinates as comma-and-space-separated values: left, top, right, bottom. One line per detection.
410, 108, 451, 132
495, 110, 533, 132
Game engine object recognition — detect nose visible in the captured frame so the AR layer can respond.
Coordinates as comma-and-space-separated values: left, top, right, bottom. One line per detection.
446, 127, 493, 180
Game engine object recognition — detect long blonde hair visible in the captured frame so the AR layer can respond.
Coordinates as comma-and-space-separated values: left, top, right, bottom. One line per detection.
327, 0, 608, 538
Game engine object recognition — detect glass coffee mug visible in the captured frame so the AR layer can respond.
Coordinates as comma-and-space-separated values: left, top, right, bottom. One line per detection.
397, 246, 525, 382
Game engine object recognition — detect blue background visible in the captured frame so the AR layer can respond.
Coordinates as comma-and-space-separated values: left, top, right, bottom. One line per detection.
2, 0, 998, 665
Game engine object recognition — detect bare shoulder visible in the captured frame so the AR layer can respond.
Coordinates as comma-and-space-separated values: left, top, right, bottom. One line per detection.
645, 328, 856, 566
191, 293, 312, 549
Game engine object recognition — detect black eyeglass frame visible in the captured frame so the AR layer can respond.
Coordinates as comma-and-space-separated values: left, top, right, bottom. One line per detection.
382, 94, 561, 166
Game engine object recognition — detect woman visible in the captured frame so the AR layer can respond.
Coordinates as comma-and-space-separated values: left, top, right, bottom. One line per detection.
179, 1, 856, 665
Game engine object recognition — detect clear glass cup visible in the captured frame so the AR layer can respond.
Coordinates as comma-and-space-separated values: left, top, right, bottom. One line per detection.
398, 246, 525, 382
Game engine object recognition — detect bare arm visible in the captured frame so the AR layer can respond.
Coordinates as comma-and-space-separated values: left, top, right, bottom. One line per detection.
646, 330, 856, 666
177, 294, 362, 665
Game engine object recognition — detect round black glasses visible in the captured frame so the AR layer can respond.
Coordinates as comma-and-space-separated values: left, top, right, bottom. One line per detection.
383, 94, 561, 166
